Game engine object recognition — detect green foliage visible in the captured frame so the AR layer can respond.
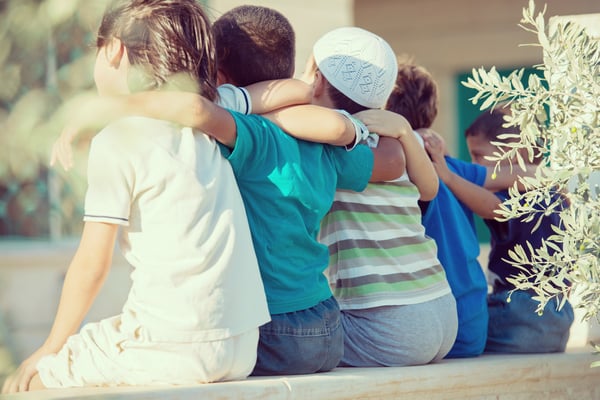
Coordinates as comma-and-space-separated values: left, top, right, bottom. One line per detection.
463, 0, 600, 321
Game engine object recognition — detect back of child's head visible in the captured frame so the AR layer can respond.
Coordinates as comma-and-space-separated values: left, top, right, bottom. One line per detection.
465, 106, 518, 141
385, 60, 438, 129
313, 27, 398, 113
212, 5, 295, 86
97, 0, 217, 100
466, 105, 543, 166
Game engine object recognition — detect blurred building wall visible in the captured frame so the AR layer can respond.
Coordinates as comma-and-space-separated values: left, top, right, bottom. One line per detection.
208, 0, 600, 152
208, 0, 354, 78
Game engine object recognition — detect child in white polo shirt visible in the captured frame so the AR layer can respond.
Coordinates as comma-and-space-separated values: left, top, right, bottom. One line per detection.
2, 0, 268, 393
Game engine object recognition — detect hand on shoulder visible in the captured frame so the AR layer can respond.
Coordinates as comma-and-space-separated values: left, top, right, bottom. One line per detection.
354, 109, 412, 140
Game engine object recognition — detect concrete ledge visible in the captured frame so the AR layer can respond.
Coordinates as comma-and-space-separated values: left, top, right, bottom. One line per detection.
3, 349, 600, 399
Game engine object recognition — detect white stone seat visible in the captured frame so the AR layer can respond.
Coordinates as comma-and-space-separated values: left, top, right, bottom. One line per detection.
2, 349, 600, 400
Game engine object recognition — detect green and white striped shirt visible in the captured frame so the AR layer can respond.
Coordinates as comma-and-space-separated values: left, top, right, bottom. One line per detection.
320, 179, 451, 310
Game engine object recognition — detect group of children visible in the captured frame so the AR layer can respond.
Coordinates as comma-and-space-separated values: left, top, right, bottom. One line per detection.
1, 0, 574, 393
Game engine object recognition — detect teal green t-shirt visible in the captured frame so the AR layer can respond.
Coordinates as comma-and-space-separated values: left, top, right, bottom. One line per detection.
220, 111, 373, 315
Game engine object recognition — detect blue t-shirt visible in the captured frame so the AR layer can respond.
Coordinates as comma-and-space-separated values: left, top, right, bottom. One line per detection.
220, 111, 374, 315
422, 156, 487, 298
485, 189, 566, 290
421, 156, 488, 357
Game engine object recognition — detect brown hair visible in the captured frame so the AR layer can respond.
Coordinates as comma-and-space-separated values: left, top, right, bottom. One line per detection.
212, 5, 295, 86
325, 80, 369, 114
385, 60, 438, 129
97, 0, 217, 100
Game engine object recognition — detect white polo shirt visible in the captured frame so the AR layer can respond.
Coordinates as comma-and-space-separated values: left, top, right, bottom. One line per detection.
84, 116, 269, 342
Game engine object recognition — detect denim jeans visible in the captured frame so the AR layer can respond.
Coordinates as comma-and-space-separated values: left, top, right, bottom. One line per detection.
251, 296, 343, 376
485, 289, 574, 353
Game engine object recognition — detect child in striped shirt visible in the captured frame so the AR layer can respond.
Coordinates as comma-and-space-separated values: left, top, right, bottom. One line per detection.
315, 33, 458, 366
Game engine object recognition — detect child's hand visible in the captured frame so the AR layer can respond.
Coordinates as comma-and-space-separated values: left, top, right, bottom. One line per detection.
418, 128, 452, 183
418, 128, 448, 158
49, 91, 101, 171
50, 124, 78, 171
1, 349, 50, 393
353, 109, 412, 139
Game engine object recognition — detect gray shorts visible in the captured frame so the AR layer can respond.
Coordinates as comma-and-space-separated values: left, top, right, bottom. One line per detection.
339, 292, 458, 367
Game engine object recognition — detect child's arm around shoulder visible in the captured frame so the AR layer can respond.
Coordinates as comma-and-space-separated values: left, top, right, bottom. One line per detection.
261, 105, 359, 147
167, 93, 238, 147
108, 92, 238, 147
420, 128, 501, 219
355, 110, 438, 200
115, 91, 237, 147
243, 78, 312, 114
51, 80, 312, 169
52, 91, 238, 170
482, 163, 537, 192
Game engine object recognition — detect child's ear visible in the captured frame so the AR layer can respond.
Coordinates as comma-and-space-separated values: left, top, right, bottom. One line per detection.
313, 70, 326, 98
105, 38, 126, 68
300, 55, 317, 84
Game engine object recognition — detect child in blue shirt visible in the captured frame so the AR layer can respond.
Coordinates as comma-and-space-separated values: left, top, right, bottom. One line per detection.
386, 62, 541, 357
465, 106, 574, 353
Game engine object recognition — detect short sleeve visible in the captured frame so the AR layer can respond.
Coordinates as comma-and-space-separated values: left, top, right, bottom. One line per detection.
330, 143, 374, 192
217, 84, 252, 115
83, 129, 133, 226
222, 111, 275, 175
446, 156, 487, 187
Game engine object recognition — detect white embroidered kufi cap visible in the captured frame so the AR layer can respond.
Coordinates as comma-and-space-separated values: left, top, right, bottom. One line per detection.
313, 27, 398, 109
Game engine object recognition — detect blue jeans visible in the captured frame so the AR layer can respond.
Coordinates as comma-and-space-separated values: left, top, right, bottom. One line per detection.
251, 296, 343, 376
485, 289, 574, 353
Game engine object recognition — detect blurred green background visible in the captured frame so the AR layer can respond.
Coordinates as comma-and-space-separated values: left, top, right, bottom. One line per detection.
0, 0, 111, 239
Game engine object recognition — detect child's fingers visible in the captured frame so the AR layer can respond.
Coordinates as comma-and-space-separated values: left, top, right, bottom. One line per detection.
362, 122, 389, 136
1, 372, 12, 393
54, 128, 77, 170
49, 145, 57, 167
50, 139, 72, 171
423, 136, 439, 151
50, 141, 61, 167
17, 367, 36, 393
352, 110, 376, 126
61, 138, 74, 170
2, 366, 29, 394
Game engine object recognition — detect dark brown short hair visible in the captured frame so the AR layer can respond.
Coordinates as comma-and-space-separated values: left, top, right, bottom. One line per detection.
465, 106, 518, 140
325, 79, 369, 114
385, 61, 438, 129
212, 5, 295, 86
97, 0, 217, 100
